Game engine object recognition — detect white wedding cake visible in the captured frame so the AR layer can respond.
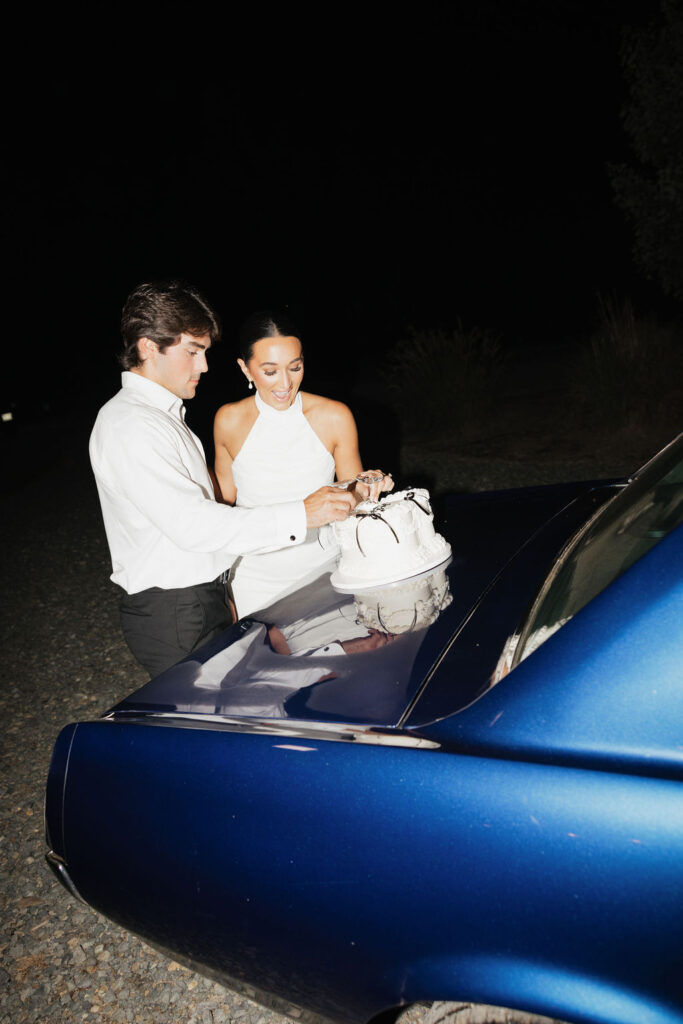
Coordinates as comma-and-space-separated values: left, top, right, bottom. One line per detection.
329, 488, 451, 590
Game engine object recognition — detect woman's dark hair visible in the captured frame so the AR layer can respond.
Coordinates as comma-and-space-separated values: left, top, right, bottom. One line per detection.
119, 280, 221, 369
238, 310, 301, 363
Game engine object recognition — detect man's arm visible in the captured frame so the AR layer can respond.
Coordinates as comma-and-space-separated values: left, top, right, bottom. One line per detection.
92, 413, 304, 556
93, 412, 351, 558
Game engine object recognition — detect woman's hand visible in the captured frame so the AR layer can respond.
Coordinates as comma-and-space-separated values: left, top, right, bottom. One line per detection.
355, 471, 394, 502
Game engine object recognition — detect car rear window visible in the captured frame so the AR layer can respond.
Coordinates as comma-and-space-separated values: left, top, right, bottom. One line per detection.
507, 435, 683, 672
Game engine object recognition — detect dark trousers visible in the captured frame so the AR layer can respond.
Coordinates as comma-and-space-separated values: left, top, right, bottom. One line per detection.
120, 578, 234, 678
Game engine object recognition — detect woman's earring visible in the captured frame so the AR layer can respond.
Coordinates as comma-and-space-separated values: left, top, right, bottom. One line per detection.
248, 380, 254, 390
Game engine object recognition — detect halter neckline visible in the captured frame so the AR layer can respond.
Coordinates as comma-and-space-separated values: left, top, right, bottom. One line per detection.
254, 390, 303, 418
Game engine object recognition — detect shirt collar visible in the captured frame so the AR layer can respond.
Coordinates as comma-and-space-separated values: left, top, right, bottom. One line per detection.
121, 371, 186, 420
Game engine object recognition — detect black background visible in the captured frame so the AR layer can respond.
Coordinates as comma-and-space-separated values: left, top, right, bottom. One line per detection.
7, 0, 670, 442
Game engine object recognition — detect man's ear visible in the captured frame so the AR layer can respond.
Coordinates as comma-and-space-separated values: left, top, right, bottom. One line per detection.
137, 336, 158, 363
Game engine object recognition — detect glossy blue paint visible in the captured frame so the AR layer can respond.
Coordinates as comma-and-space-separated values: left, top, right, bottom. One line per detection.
45, 440, 683, 1024
422, 522, 683, 773
49, 719, 683, 1024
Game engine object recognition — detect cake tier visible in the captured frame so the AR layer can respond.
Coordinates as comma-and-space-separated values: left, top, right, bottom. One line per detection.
331, 488, 451, 588
339, 501, 421, 576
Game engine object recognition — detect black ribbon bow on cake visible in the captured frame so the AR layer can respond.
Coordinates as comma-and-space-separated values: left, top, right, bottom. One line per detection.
354, 490, 431, 557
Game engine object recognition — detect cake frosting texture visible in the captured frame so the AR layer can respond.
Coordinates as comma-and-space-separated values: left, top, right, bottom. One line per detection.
330, 488, 451, 588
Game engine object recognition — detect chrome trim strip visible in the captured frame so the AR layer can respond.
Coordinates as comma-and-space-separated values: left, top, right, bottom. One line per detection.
45, 850, 87, 903
103, 711, 440, 748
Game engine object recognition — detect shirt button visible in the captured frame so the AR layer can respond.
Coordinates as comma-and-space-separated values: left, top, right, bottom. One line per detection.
289, 534, 296, 542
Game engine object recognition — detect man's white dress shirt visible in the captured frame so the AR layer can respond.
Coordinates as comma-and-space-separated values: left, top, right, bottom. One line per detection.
89, 372, 306, 594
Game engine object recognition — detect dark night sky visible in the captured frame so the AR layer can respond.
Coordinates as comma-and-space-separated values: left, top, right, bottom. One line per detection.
7, 0, 667, 429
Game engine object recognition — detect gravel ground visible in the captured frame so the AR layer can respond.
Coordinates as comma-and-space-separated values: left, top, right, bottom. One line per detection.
0, 415, 648, 1024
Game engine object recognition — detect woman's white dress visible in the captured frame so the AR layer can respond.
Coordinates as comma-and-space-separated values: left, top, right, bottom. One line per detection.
231, 391, 339, 617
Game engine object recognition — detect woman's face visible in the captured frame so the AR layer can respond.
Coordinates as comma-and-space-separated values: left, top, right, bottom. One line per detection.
238, 335, 304, 410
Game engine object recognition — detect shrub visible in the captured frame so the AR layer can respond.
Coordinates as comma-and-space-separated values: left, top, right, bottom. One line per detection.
381, 323, 504, 440
571, 295, 683, 435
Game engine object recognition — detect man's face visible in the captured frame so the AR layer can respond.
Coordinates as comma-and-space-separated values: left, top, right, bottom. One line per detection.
138, 333, 211, 400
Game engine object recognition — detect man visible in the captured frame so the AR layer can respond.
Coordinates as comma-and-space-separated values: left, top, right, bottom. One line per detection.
90, 280, 354, 677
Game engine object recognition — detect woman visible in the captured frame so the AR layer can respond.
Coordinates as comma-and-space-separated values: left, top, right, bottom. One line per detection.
213, 311, 391, 617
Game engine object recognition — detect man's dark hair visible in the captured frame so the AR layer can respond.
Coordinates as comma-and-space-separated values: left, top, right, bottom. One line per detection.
119, 281, 221, 369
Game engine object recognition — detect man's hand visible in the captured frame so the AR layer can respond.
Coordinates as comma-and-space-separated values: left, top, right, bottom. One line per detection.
304, 486, 355, 527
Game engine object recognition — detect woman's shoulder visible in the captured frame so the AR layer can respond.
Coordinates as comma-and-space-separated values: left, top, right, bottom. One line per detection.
301, 393, 357, 450
301, 392, 354, 423
214, 396, 256, 430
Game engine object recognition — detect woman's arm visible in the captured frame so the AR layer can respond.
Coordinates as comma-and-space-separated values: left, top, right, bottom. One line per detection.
330, 402, 393, 500
213, 405, 238, 505
330, 402, 364, 482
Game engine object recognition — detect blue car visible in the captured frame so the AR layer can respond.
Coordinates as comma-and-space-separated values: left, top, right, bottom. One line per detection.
45, 435, 683, 1024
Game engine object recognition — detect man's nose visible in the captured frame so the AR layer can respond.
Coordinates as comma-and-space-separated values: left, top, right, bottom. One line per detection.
199, 352, 209, 373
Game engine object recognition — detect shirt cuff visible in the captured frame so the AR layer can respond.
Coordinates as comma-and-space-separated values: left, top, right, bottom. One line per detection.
298, 642, 347, 657
318, 642, 346, 656
272, 500, 307, 547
